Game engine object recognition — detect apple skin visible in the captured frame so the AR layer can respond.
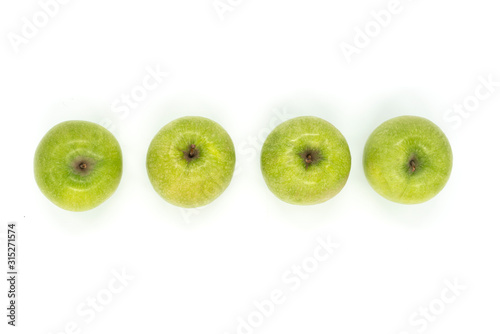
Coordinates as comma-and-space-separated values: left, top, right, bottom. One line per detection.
261, 116, 351, 205
34, 121, 123, 212
146, 116, 236, 208
363, 115, 453, 204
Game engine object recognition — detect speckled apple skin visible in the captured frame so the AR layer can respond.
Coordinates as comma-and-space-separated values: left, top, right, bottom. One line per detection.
146, 116, 235, 208
363, 115, 453, 204
261, 116, 351, 205
34, 121, 123, 212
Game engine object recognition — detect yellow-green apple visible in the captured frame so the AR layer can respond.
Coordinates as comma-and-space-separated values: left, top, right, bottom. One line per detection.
261, 116, 351, 205
34, 120, 123, 211
146, 116, 235, 208
363, 115, 453, 204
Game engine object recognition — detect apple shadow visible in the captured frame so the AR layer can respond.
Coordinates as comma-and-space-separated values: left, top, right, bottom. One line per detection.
266, 91, 348, 127
44, 96, 122, 134
40, 198, 118, 235
360, 90, 437, 137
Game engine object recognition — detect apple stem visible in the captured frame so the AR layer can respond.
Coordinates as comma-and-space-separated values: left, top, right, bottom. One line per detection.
183, 144, 200, 162
410, 159, 416, 173
79, 163, 87, 170
305, 154, 313, 165
301, 149, 321, 169
189, 144, 196, 158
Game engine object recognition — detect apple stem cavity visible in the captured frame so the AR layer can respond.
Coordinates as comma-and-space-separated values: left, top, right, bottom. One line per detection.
72, 157, 94, 177
300, 149, 321, 169
183, 144, 200, 163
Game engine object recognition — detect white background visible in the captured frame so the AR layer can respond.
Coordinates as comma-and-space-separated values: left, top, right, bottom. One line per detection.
1, 0, 499, 333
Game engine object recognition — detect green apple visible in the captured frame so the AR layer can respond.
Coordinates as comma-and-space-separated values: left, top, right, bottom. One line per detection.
363, 115, 453, 204
34, 120, 123, 211
261, 116, 351, 205
146, 116, 235, 208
